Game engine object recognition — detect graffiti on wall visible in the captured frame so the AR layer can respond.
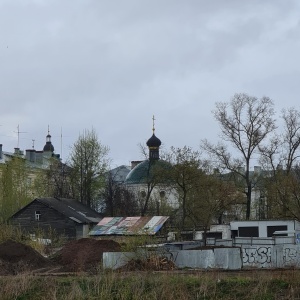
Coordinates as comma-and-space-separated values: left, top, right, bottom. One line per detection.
242, 246, 300, 267
167, 245, 300, 268
283, 248, 298, 265
242, 247, 271, 265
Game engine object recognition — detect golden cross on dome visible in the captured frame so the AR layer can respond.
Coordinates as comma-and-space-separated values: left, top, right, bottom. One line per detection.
152, 115, 156, 134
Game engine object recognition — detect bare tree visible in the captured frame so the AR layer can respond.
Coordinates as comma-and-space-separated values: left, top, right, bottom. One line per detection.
101, 169, 139, 216
202, 93, 275, 220
137, 160, 170, 216
164, 146, 202, 230
41, 158, 74, 198
260, 108, 300, 172
260, 107, 300, 219
189, 172, 238, 245
281, 108, 300, 171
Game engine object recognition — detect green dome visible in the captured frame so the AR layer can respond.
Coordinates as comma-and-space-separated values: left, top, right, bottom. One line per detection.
125, 159, 172, 184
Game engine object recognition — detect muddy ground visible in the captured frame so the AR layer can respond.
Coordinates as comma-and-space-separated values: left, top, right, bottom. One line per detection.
1, 239, 298, 277
0, 238, 122, 275
0, 238, 180, 275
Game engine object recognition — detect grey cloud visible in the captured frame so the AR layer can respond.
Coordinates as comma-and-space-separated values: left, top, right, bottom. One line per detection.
1, 0, 300, 165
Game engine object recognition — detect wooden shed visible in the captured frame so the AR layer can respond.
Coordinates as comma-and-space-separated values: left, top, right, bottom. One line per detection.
10, 197, 103, 240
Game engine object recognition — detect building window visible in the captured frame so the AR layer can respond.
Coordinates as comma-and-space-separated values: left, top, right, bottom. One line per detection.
238, 226, 259, 237
267, 225, 288, 237
35, 211, 41, 221
160, 191, 165, 198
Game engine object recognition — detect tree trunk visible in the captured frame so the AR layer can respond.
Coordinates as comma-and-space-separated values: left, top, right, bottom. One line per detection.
246, 184, 252, 220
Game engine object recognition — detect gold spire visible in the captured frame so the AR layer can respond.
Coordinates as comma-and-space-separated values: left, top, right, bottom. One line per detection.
152, 115, 155, 134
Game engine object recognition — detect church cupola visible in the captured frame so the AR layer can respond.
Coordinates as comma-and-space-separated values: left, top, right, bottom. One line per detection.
146, 116, 161, 160
43, 127, 54, 152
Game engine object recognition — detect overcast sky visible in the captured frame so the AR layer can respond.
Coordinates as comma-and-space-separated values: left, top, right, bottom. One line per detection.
1, 0, 300, 167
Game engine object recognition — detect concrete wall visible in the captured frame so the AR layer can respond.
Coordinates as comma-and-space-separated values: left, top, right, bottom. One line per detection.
103, 248, 242, 270
103, 244, 300, 270
241, 244, 300, 268
167, 248, 242, 270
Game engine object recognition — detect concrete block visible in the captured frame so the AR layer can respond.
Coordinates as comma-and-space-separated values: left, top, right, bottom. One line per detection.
103, 252, 135, 270
214, 248, 241, 270
172, 249, 215, 269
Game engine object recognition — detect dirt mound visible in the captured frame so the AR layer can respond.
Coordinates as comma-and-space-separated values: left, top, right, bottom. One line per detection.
119, 256, 176, 271
52, 238, 121, 273
0, 239, 54, 275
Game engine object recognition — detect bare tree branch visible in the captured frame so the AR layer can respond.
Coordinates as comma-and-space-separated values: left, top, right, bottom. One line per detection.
202, 93, 275, 219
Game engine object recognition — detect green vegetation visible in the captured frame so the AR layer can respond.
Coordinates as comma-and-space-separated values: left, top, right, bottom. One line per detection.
0, 157, 32, 222
163, 146, 238, 233
0, 224, 23, 243
0, 270, 298, 300
0, 224, 65, 254
69, 128, 109, 209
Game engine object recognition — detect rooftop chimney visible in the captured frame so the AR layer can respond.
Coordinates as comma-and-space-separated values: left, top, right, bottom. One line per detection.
26, 149, 36, 163
14, 148, 23, 156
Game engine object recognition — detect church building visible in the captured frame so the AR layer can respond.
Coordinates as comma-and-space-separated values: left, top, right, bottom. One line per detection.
125, 117, 178, 216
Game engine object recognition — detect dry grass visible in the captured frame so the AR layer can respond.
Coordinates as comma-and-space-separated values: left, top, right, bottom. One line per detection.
0, 269, 300, 299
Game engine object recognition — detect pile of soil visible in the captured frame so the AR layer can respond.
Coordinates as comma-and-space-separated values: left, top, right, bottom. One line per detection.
52, 238, 121, 273
0, 239, 54, 275
119, 256, 176, 271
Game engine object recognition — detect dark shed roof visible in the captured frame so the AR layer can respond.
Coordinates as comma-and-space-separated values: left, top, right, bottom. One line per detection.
12, 197, 102, 224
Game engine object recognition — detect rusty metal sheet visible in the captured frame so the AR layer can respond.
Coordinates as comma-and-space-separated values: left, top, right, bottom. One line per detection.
89, 216, 169, 236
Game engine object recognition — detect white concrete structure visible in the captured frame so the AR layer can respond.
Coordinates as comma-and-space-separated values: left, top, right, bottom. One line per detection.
230, 220, 300, 238
194, 225, 231, 240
